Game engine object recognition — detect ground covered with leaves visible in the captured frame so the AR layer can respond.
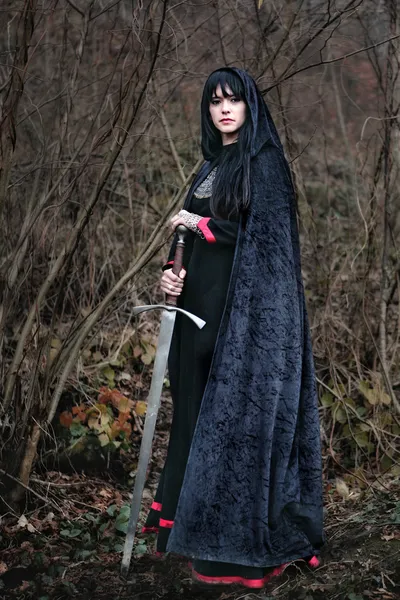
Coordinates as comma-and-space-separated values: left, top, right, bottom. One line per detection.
1, 391, 399, 600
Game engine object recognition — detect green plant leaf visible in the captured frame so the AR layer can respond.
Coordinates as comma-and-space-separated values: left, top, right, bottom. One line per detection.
342, 424, 350, 438
359, 423, 370, 432
84, 513, 100, 524
134, 542, 148, 555
380, 391, 391, 405
103, 365, 115, 387
118, 505, 131, 519
107, 505, 117, 516
332, 406, 347, 423
75, 549, 95, 560
141, 353, 153, 365
110, 357, 124, 367
114, 504, 131, 533
98, 523, 109, 535
320, 392, 333, 407
60, 528, 82, 538
113, 542, 124, 552
354, 431, 369, 448
33, 552, 45, 567
359, 380, 388, 405
343, 397, 356, 409
69, 422, 87, 438
115, 519, 128, 533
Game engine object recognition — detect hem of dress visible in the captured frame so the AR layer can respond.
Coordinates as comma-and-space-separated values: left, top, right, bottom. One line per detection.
191, 556, 319, 589
191, 563, 287, 588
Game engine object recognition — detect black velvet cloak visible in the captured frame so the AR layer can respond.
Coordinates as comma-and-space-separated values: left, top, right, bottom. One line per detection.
165, 68, 324, 567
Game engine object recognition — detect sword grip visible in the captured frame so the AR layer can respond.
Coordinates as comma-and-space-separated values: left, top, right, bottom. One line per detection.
166, 225, 188, 307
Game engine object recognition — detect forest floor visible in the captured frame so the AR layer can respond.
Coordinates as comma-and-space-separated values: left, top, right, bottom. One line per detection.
1, 394, 399, 600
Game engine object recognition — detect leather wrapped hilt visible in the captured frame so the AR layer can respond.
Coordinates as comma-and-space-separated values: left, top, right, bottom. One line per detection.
166, 225, 188, 307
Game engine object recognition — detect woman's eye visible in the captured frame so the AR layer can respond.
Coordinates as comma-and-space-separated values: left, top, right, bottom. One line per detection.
211, 100, 220, 105
231, 97, 240, 103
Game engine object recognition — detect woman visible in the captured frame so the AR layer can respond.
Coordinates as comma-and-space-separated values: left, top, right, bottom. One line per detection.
143, 67, 324, 588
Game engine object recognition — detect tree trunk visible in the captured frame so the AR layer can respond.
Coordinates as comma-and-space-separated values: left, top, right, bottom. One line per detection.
0, 0, 38, 211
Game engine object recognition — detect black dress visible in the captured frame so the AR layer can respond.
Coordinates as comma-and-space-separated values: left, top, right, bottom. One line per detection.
143, 166, 241, 542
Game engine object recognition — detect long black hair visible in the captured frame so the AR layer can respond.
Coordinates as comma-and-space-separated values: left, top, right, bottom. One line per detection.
201, 69, 252, 219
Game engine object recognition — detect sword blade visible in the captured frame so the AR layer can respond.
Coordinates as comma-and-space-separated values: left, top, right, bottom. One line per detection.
121, 309, 176, 576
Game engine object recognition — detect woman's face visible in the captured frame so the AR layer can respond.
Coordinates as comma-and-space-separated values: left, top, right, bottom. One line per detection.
209, 83, 247, 145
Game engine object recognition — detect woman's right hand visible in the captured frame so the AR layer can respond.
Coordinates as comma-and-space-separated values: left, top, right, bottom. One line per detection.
160, 267, 186, 297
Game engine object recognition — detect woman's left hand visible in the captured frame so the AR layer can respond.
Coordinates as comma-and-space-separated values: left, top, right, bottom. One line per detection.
170, 212, 189, 231
170, 210, 202, 233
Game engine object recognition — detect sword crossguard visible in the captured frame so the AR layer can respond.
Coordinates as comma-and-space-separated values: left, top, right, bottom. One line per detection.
132, 305, 205, 329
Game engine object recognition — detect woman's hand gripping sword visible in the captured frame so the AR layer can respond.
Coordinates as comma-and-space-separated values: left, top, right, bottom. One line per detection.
121, 226, 205, 577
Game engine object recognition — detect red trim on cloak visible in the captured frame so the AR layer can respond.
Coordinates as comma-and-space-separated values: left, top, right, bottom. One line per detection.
191, 563, 288, 589
159, 518, 174, 528
197, 218, 216, 243
141, 526, 159, 533
190, 556, 319, 588
151, 501, 162, 511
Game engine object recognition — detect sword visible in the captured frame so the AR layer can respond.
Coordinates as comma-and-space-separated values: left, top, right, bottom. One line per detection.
121, 225, 205, 577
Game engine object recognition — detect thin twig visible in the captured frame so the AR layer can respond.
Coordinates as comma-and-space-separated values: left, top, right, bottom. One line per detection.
159, 106, 186, 184
262, 34, 400, 93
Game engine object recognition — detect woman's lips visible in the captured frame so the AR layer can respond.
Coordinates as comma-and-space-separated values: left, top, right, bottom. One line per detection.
220, 119, 234, 123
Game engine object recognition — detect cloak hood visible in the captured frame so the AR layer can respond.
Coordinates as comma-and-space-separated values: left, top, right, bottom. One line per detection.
200, 67, 282, 160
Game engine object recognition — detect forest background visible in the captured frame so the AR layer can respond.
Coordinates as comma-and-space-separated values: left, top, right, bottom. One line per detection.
0, 1, 399, 599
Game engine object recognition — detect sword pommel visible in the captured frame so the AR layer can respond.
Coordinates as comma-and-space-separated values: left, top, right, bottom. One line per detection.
166, 225, 188, 307
175, 224, 188, 243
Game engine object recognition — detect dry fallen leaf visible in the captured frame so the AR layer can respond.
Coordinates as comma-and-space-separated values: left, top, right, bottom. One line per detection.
135, 401, 147, 416
335, 478, 350, 500
17, 514, 28, 528
381, 532, 399, 541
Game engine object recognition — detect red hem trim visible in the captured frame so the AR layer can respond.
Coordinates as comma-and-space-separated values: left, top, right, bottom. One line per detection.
141, 526, 159, 533
159, 518, 174, 528
308, 556, 320, 568
197, 217, 216, 243
151, 501, 162, 511
191, 556, 317, 588
191, 563, 288, 589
